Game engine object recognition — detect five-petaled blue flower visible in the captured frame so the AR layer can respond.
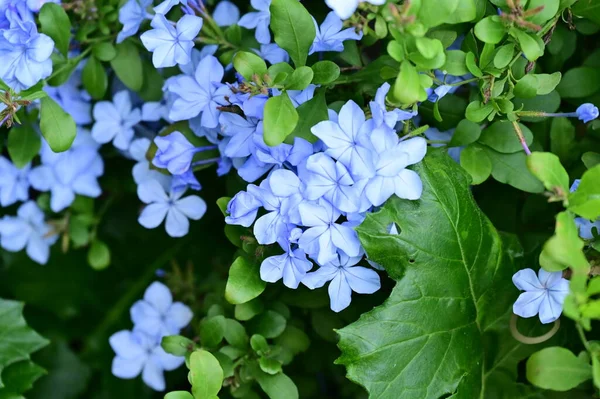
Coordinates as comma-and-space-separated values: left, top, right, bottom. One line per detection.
117, 0, 152, 43
310, 11, 362, 54
92, 90, 142, 150
0, 157, 30, 207
238, 0, 271, 44
512, 268, 569, 324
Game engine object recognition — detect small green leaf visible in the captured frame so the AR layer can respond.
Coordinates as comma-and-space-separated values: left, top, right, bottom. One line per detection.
416, 37, 443, 60
460, 144, 492, 185
514, 73, 562, 98
311, 61, 340, 84
510, 28, 544, 61
450, 119, 481, 147
199, 315, 225, 348
255, 371, 298, 399
465, 52, 482, 77
526, 347, 592, 391
474, 16, 506, 44
557, 67, 600, 98
569, 164, 600, 220
526, 152, 569, 196
165, 392, 194, 399
288, 89, 328, 143
233, 51, 268, 81
527, 0, 559, 25
247, 311, 287, 339
7, 125, 41, 169
493, 44, 515, 68
263, 92, 299, 147
223, 319, 249, 349
465, 101, 494, 122
111, 41, 143, 91
540, 212, 589, 272
92, 42, 117, 61
443, 50, 469, 76
48, 54, 80, 86
39, 3, 71, 56
82, 55, 108, 99
478, 121, 533, 153
259, 357, 282, 375
269, 0, 316, 67
582, 152, 600, 169
87, 240, 111, 270
250, 334, 269, 354
235, 298, 264, 321
161, 335, 195, 357
284, 66, 314, 90
189, 350, 224, 399
393, 61, 426, 105
417, 0, 459, 27
225, 257, 266, 305
39, 97, 76, 153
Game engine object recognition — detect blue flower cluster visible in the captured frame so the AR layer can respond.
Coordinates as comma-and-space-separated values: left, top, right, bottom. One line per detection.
110, 281, 193, 391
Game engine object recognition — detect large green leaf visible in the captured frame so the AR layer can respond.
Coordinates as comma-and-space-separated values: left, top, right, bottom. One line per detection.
337, 150, 518, 399
269, 0, 316, 67
0, 299, 49, 388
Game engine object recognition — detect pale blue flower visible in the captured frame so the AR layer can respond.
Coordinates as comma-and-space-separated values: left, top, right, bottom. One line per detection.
225, 191, 262, 227
0, 157, 30, 207
0, 201, 58, 265
325, 0, 386, 20
137, 179, 207, 237
178, 46, 217, 76
0, 0, 35, 30
152, 131, 215, 175
110, 329, 184, 391
298, 200, 361, 265
310, 12, 362, 54
261, 246, 312, 289
302, 253, 380, 312
213, 1, 240, 26
370, 82, 417, 129
512, 268, 569, 324
26, 0, 61, 12
154, 0, 187, 14
576, 103, 599, 123
424, 127, 462, 163
141, 101, 170, 122
0, 20, 54, 91
171, 170, 201, 192
219, 113, 262, 158
238, 141, 292, 182
238, 0, 271, 44
117, 0, 152, 44
253, 43, 289, 64
141, 13, 203, 68
129, 138, 172, 188
130, 281, 193, 339
92, 90, 141, 150
29, 130, 104, 212
168, 55, 230, 126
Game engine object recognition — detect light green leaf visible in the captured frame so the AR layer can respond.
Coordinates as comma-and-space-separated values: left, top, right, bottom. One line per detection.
526, 152, 569, 198
110, 41, 143, 91
475, 16, 506, 43
255, 371, 298, 399
557, 67, 600, 98
7, 126, 41, 169
416, 37, 443, 60
465, 100, 494, 122
445, 0, 477, 24
338, 150, 517, 399
165, 392, 194, 399
223, 319, 249, 349
460, 143, 492, 185
225, 257, 266, 304
161, 335, 195, 357
235, 298, 264, 321
39, 97, 76, 153
87, 240, 110, 270
311, 61, 340, 84
233, 51, 268, 81
189, 350, 224, 399
269, 0, 316, 67
465, 51, 483, 77
494, 44, 515, 68
443, 50, 469, 76
92, 42, 117, 61
259, 357, 282, 375
479, 121, 533, 153
393, 61, 426, 105
0, 299, 49, 389
484, 148, 545, 193
263, 92, 299, 146
39, 3, 71, 56
284, 66, 314, 90
510, 28, 544, 61
582, 152, 600, 169
569, 164, 600, 220
199, 315, 225, 348
417, 0, 459, 27
526, 347, 592, 391
540, 212, 589, 272
514, 73, 562, 98
82, 55, 108, 100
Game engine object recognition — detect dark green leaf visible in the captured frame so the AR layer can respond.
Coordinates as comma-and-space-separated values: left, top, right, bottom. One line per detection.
235, 299, 264, 321
0, 360, 45, 397
582, 152, 600, 169
92, 42, 117, 61
484, 148, 545, 193
199, 315, 225, 348
161, 335, 195, 357
443, 50, 469, 76
572, 0, 600, 25
269, 0, 316, 67
479, 121, 533, 153
450, 119, 481, 146
255, 371, 298, 399
82, 55, 107, 99
287, 89, 328, 143
311, 61, 340, 85
39, 97, 76, 153
557, 67, 600, 98
39, 3, 71, 56
7, 125, 41, 169
223, 319, 249, 349
461, 143, 492, 184
110, 41, 143, 91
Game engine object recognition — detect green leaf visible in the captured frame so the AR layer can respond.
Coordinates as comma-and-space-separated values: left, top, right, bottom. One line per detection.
269, 0, 316, 67
582, 152, 600, 169
189, 350, 223, 399
225, 257, 266, 305
540, 212, 589, 272
526, 152, 569, 198
494, 44, 515, 68
274, 326, 310, 356
7, 125, 41, 169
263, 92, 299, 146
550, 117, 578, 165
259, 357, 282, 375
572, 0, 600, 25
527, 0, 559, 24
165, 392, 194, 399
233, 51, 268, 81
417, 0, 459, 27
526, 347, 592, 391
255, 371, 298, 399
82, 55, 108, 99
442, 50, 469, 76
110, 41, 143, 91
514, 73, 562, 98
416, 37, 443, 60
479, 121, 533, 153
161, 335, 195, 357
92, 42, 117, 61
484, 148, 545, 193
465, 100, 494, 122
460, 143, 492, 184
250, 334, 269, 355
445, 0, 477, 24
569, 164, 600, 220
393, 61, 426, 105
474, 16, 506, 44
39, 97, 76, 153
47, 53, 80, 86
557, 67, 600, 98
87, 240, 111, 270
39, 3, 71, 56
199, 315, 225, 348
284, 66, 314, 90
0, 299, 49, 388
247, 310, 287, 339
465, 51, 483, 77
288, 89, 328, 143
338, 150, 517, 399
510, 28, 544, 61
235, 298, 264, 321
311, 61, 340, 85
223, 319, 249, 349
450, 119, 481, 147
0, 360, 46, 397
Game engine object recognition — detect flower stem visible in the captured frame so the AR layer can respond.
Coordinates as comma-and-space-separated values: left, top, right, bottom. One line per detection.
511, 121, 531, 155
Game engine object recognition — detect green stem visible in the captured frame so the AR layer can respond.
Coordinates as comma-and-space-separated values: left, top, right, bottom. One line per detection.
576, 323, 591, 352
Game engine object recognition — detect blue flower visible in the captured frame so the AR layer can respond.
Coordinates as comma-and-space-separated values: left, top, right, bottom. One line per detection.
172, 170, 202, 192
0, 20, 54, 91
141, 13, 203, 68
117, 0, 152, 44
225, 191, 262, 227
253, 43, 289, 64
0, 1, 35, 30
168, 55, 230, 126
310, 12, 362, 54
92, 90, 141, 150
0, 157, 30, 207
110, 329, 184, 391
370, 83, 417, 129
325, 0, 386, 20
261, 246, 312, 289
137, 179, 207, 237
45, 68, 92, 125
154, 0, 187, 14
130, 281, 193, 339
424, 127, 462, 163
219, 113, 262, 158
152, 131, 212, 175
302, 253, 380, 312
570, 179, 600, 240
213, 1, 240, 26
238, 141, 292, 182
29, 130, 104, 212
576, 103, 599, 123
238, 0, 271, 44
0, 201, 58, 265
26, 0, 61, 12
311, 100, 375, 179
512, 268, 569, 324
129, 138, 172, 188
298, 200, 361, 265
